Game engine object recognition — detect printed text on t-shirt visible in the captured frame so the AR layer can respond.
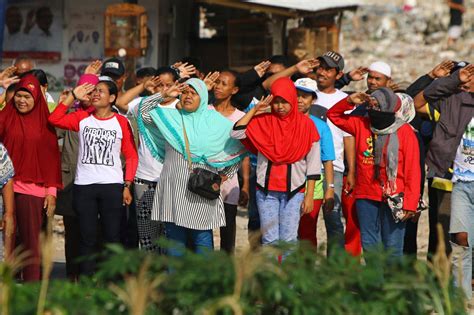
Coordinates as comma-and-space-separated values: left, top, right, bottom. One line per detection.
81, 127, 117, 166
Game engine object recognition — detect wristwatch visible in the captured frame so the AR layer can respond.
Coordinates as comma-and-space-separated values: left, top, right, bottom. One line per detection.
124, 182, 132, 189
328, 184, 335, 189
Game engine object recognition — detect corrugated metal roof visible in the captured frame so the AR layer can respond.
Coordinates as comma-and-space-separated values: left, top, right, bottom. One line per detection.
243, 0, 361, 12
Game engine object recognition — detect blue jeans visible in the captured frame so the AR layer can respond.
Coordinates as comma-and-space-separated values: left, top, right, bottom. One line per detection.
323, 171, 345, 250
450, 181, 474, 299
164, 223, 213, 257
356, 199, 406, 259
256, 190, 304, 245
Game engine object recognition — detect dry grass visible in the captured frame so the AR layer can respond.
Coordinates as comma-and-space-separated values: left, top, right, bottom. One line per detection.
109, 256, 165, 315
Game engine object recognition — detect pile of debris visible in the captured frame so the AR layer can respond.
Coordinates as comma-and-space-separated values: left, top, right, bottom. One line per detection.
339, 0, 473, 90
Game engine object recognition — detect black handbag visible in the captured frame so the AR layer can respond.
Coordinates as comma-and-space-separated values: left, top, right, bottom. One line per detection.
181, 113, 222, 200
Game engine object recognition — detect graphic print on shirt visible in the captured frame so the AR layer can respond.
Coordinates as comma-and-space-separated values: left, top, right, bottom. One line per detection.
362, 135, 375, 165
453, 118, 474, 181
81, 126, 117, 166
461, 123, 474, 165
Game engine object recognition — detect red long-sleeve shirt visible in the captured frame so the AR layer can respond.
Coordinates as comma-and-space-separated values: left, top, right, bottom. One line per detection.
327, 98, 421, 211
48, 103, 138, 184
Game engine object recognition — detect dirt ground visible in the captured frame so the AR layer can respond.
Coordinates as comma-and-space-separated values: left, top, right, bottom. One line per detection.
50, 203, 430, 262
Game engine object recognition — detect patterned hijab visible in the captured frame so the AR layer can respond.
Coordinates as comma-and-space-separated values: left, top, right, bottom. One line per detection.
369, 88, 405, 194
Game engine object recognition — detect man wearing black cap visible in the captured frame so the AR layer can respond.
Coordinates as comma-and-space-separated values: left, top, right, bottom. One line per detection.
101, 57, 127, 93
314, 51, 356, 255
100, 57, 137, 247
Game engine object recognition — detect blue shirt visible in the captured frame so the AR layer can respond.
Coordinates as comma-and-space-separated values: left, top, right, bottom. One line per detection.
245, 98, 259, 167
310, 115, 335, 162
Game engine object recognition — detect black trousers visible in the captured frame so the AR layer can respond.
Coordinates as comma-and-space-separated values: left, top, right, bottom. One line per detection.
73, 184, 125, 276
220, 203, 238, 254
63, 215, 81, 279
427, 185, 452, 259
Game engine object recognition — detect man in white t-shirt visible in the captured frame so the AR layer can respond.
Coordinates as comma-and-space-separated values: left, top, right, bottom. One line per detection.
311, 51, 355, 255
134, 68, 180, 252
116, 66, 181, 252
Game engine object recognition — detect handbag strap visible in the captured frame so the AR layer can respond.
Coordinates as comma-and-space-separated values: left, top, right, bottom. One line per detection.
180, 111, 193, 171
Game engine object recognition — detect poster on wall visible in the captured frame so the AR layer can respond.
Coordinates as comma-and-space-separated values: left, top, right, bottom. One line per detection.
68, 9, 104, 61
2, 0, 62, 60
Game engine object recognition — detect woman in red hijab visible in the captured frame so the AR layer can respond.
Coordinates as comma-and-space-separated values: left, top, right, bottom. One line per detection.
231, 77, 321, 248
0, 74, 61, 281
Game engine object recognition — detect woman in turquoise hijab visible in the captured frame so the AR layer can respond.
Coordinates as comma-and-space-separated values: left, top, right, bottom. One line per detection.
138, 78, 246, 255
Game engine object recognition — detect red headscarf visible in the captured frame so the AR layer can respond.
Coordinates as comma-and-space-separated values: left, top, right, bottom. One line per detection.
0, 74, 62, 188
243, 77, 319, 164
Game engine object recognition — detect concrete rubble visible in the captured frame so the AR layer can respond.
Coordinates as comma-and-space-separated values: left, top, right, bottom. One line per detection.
340, 0, 473, 91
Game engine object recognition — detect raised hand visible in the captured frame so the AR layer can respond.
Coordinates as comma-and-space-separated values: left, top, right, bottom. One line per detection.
0, 76, 19, 89
254, 60, 271, 77
172, 61, 183, 69
73, 83, 95, 102
0, 66, 17, 80
143, 76, 162, 94
162, 81, 187, 99
349, 67, 369, 81
387, 79, 400, 91
459, 64, 474, 83
59, 89, 72, 104
177, 62, 197, 79
296, 58, 320, 74
203, 71, 220, 91
254, 95, 273, 115
84, 60, 103, 75
428, 60, 455, 79
347, 92, 371, 105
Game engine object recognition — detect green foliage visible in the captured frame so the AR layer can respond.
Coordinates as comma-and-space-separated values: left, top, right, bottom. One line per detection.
0, 241, 467, 315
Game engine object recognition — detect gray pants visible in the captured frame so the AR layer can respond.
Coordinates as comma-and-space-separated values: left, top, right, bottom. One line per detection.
323, 171, 345, 254
450, 181, 474, 300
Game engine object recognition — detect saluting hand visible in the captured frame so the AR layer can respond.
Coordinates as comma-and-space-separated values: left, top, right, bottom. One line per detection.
178, 62, 197, 79
459, 64, 474, 83
204, 71, 220, 91
162, 81, 187, 99
84, 60, 103, 75
254, 95, 273, 115
254, 60, 271, 77
348, 67, 369, 81
347, 92, 371, 106
428, 60, 455, 79
143, 76, 162, 94
73, 83, 96, 102
296, 59, 320, 74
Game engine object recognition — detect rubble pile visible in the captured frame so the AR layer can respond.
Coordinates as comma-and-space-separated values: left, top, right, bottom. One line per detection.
340, 0, 473, 90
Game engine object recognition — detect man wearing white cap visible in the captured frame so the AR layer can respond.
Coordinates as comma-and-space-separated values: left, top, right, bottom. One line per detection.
367, 61, 392, 93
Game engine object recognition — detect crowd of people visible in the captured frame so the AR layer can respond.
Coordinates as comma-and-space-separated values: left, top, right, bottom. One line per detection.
0, 51, 472, 299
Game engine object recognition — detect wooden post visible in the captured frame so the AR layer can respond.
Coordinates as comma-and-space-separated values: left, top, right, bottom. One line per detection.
271, 17, 284, 55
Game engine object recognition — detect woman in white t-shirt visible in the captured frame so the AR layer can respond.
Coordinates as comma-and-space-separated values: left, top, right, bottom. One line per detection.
49, 80, 138, 276
212, 71, 250, 254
